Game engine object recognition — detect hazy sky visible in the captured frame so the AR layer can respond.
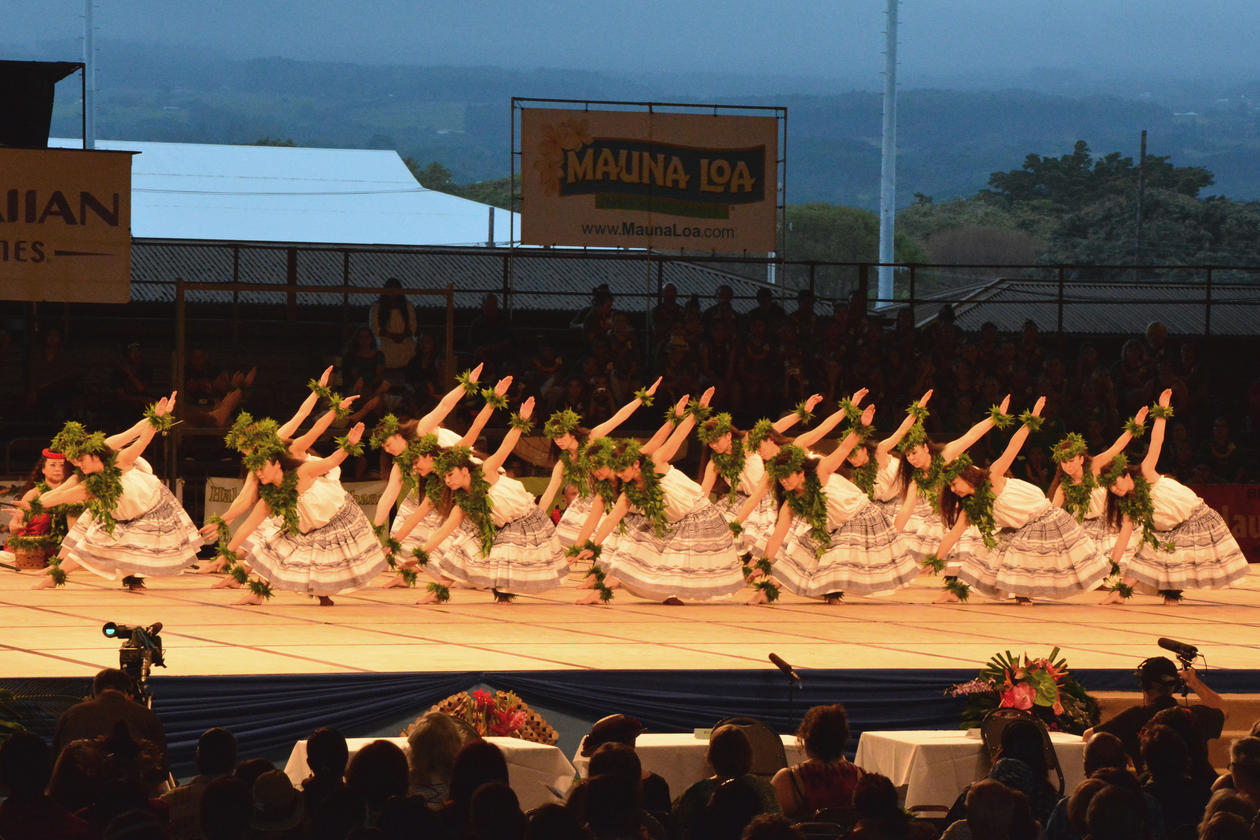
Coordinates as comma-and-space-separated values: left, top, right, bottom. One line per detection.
9, 0, 1258, 85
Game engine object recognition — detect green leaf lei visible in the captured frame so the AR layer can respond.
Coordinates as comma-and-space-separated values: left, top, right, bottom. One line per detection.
958, 474, 999, 550
258, 471, 301, 535
82, 461, 124, 536
944, 577, 972, 602
335, 434, 364, 457
710, 438, 747, 502
1060, 470, 1097, 523
456, 368, 480, 397
622, 466, 669, 538
369, 414, 402, 450
847, 458, 879, 501
838, 398, 863, 425
912, 452, 947, 508
1124, 415, 1147, 438
686, 398, 711, 421
51, 421, 88, 457
592, 476, 620, 509
633, 386, 654, 407
558, 450, 592, 501
509, 412, 533, 433
663, 404, 684, 427
426, 582, 451, 603
248, 579, 275, 600
1149, 403, 1174, 420
307, 379, 350, 419
697, 412, 734, 446
922, 553, 946, 574
745, 419, 775, 451
753, 579, 781, 603
1017, 411, 1043, 432
46, 559, 67, 587
1115, 474, 1175, 553
144, 402, 176, 433
988, 405, 1014, 430
793, 399, 815, 423
412, 547, 430, 567
544, 409, 582, 440
784, 468, 832, 556
434, 449, 497, 556
481, 387, 508, 411
1052, 433, 1088, 464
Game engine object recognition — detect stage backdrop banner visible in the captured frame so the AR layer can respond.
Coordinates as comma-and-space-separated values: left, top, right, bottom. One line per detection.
0, 147, 134, 303
520, 108, 778, 252
203, 477, 386, 535
1194, 484, 1260, 562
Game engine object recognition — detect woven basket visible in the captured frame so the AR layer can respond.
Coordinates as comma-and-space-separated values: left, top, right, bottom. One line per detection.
13, 544, 52, 570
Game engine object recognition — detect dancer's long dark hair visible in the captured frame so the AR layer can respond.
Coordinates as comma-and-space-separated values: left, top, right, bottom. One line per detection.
939, 463, 989, 528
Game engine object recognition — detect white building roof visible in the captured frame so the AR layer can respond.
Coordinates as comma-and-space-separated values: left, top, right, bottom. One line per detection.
50, 138, 515, 247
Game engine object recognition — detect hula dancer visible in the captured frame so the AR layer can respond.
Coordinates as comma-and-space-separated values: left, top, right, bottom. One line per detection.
1099, 390, 1248, 606
402, 397, 565, 604
892, 393, 1013, 600
696, 392, 827, 556
224, 421, 388, 606
574, 389, 746, 605
32, 394, 201, 590
755, 404, 918, 604
842, 389, 934, 523
372, 375, 511, 588
537, 375, 661, 547
1049, 403, 1150, 575
3, 448, 80, 568
371, 362, 490, 470
937, 397, 1107, 604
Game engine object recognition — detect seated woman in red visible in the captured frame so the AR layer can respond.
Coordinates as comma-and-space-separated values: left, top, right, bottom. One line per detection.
772, 704, 865, 820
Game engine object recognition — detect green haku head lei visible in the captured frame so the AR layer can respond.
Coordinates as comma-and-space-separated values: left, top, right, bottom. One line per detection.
369, 414, 402, 450
62, 429, 109, 461
584, 436, 616, 470
745, 419, 775, 451
51, 421, 89, 458
896, 402, 931, 454
942, 453, 973, 484
610, 439, 644, 473
224, 412, 255, 451
544, 408, 582, 441
1052, 433, 1088, 464
697, 413, 734, 446
1098, 454, 1128, 489
242, 421, 287, 473
766, 444, 808, 483
433, 446, 497, 555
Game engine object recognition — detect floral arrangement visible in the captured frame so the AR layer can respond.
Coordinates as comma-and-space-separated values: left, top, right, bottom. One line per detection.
947, 647, 1099, 734
423, 689, 558, 744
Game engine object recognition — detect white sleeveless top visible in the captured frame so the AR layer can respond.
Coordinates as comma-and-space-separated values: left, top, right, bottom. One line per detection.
736, 453, 766, 496
655, 466, 708, 521
296, 474, 347, 532
436, 427, 461, 447
822, 473, 868, 527
487, 476, 536, 527
113, 468, 162, 520
1149, 476, 1201, 531
872, 457, 903, 502
992, 478, 1052, 529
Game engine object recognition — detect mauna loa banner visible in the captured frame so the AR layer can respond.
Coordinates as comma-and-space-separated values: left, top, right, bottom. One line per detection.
521, 108, 778, 252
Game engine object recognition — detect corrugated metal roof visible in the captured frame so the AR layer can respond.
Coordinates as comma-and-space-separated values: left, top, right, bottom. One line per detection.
49, 138, 515, 247
128, 242, 788, 311
946, 278, 1260, 336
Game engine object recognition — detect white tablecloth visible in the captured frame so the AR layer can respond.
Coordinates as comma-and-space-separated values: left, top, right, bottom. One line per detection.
572, 732, 803, 798
853, 729, 1086, 810
284, 736, 575, 810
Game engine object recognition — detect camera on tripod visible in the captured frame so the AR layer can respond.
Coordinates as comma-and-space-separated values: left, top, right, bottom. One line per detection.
102, 622, 165, 704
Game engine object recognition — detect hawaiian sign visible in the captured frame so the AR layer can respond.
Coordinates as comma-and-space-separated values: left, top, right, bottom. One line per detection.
521, 108, 778, 252
0, 147, 133, 303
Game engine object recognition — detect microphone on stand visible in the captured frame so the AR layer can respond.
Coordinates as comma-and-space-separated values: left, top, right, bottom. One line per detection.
769, 653, 801, 683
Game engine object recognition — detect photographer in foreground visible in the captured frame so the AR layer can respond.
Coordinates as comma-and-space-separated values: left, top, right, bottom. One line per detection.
1083, 655, 1227, 774
53, 667, 168, 766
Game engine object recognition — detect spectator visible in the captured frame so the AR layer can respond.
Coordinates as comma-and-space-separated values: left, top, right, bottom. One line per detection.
250, 770, 307, 838
235, 758, 277, 791
748, 288, 786, 331
369, 278, 418, 377
1084, 784, 1147, 840
579, 714, 671, 818
1197, 790, 1257, 840
741, 814, 805, 840
442, 740, 510, 839
582, 742, 670, 837
1215, 736, 1260, 800
772, 704, 864, 820
469, 782, 526, 840
672, 725, 778, 840
847, 772, 937, 840
946, 718, 1059, 828
405, 711, 465, 806
0, 732, 92, 840
345, 739, 409, 829
1140, 723, 1207, 840
524, 803, 589, 840
405, 331, 444, 408
53, 668, 167, 765
703, 285, 738, 333
471, 293, 515, 379
699, 776, 770, 840
940, 779, 1035, 840
199, 776, 252, 840
1148, 704, 1223, 793
1200, 417, 1243, 483
26, 327, 80, 420
162, 727, 237, 840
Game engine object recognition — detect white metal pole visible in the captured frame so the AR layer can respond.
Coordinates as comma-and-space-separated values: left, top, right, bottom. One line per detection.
877, 0, 899, 308
84, 0, 96, 149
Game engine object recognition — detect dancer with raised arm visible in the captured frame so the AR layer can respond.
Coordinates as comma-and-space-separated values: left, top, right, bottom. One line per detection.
1049, 403, 1150, 576
753, 404, 918, 604
841, 390, 933, 523
695, 393, 825, 557
932, 397, 1107, 604
1098, 389, 1248, 605
32, 394, 201, 591
892, 394, 1012, 601
537, 376, 661, 547
371, 375, 511, 588
221, 421, 388, 606
573, 389, 745, 605
401, 397, 565, 604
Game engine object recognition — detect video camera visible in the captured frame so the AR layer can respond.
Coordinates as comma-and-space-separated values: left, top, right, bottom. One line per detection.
102, 622, 165, 704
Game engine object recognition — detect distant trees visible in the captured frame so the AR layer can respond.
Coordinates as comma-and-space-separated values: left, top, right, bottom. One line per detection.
402, 158, 519, 212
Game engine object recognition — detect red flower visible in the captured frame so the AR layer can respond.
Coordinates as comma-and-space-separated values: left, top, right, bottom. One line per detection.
472, 689, 493, 710
999, 683, 1035, 710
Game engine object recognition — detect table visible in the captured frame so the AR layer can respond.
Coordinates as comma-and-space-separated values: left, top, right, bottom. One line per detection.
572, 732, 803, 798
284, 736, 576, 810
853, 729, 1086, 810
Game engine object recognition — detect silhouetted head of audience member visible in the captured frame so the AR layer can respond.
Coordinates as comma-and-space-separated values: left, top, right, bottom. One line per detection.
584, 773, 643, 837
0, 731, 54, 800
449, 740, 509, 825
251, 770, 306, 835
1083, 732, 1128, 775
48, 737, 107, 813
1146, 705, 1212, 776
1139, 723, 1189, 782
1199, 812, 1255, 840
1199, 789, 1258, 835
1066, 778, 1108, 837
741, 814, 805, 840
306, 727, 350, 782
196, 727, 238, 777
469, 781, 526, 840
702, 775, 768, 840
852, 772, 904, 824
708, 724, 753, 780
200, 775, 253, 840
1228, 736, 1260, 800
93, 668, 137, 698
589, 742, 643, 792
1136, 656, 1181, 700
797, 704, 850, 763
524, 803, 589, 840
961, 779, 1032, 840
996, 718, 1048, 779
235, 757, 277, 791
1084, 784, 1146, 840
580, 714, 646, 757
378, 793, 440, 839
406, 710, 464, 794
346, 739, 409, 813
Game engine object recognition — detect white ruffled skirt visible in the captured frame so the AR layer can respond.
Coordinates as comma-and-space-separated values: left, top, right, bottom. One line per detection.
774, 501, 919, 598
62, 484, 201, 579
1122, 503, 1249, 592
607, 504, 744, 602
955, 507, 1108, 600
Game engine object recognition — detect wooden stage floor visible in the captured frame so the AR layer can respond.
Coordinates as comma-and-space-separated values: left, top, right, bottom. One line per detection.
1, 566, 1257, 679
